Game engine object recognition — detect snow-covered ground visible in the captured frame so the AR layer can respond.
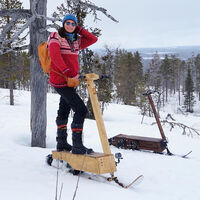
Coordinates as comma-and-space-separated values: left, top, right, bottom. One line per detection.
0, 88, 200, 200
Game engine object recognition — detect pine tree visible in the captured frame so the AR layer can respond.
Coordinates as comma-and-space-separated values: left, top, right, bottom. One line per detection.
114, 50, 144, 105
146, 52, 161, 91
134, 51, 143, 81
184, 67, 195, 113
169, 55, 179, 94
0, 0, 25, 105
114, 50, 134, 104
160, 54, 173, 103
180, 60, 187, 95
0, 51, 30, 89
96, 47, 114, 113
195, 54, 200, 100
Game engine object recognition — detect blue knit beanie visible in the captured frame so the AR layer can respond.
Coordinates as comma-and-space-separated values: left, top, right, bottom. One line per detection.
62, 14, 77, 26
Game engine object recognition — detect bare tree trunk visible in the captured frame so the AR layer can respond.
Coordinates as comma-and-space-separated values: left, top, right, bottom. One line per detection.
9, 80, 14, 105
162, 85, 165, 107
178, 87, 181, 105
0, 80, 4, 88
178, 68, 181, 105
165, 81, 168, 102
30, 0, 47, 147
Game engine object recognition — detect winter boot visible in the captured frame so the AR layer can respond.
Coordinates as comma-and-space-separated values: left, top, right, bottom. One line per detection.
71, 124, 94, 154
56, 124, 72, 152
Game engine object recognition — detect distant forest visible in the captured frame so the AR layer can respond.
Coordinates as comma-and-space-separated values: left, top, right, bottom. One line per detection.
0, 46, 199, 114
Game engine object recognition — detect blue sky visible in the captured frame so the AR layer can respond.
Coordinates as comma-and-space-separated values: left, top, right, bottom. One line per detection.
22, 0, 200, 49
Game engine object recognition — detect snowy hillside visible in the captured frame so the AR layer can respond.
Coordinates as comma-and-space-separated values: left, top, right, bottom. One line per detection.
0, 88, 200, 200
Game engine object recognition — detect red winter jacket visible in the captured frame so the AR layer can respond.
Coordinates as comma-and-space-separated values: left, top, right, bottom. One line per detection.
48, 26, 98, 87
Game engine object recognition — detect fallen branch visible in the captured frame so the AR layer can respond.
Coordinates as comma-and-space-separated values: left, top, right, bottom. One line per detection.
152, 119, 200, 137
165, 114, 176, 121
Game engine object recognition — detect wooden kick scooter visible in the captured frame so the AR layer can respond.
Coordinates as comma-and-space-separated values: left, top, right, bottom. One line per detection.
46, 73, 143, 188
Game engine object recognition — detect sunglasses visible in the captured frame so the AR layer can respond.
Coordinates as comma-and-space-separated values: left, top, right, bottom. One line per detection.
65, 21, 76, 27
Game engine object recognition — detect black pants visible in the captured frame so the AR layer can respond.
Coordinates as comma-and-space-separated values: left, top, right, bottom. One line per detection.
54, 87, 88, 129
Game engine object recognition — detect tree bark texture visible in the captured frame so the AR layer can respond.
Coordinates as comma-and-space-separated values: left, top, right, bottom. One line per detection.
30, 0, 48, 147
9, 80, 14, 105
